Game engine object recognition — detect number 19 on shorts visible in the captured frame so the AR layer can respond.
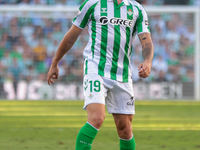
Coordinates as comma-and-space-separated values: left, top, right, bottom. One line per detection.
88, 80, 101, 92
84, 79, 101, 92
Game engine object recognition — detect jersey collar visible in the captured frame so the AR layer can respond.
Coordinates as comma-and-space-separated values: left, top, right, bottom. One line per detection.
108, 0, 130, 6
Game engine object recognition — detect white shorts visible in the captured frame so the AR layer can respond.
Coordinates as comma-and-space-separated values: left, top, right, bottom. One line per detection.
83, 74, 135, 114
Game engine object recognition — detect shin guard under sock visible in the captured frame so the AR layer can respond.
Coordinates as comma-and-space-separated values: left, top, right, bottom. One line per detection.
120, 136, 136, 150
75, 122, 98, 150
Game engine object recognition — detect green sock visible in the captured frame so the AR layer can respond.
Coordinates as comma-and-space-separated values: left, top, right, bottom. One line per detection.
75, 122, 98, 150
120, 136, 136, 150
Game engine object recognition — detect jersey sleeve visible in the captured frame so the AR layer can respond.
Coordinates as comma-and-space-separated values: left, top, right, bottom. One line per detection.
136, 6, 150, 34
72, 0, 96, 29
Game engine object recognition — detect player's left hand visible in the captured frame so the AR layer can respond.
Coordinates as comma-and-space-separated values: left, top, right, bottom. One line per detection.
138, 60, 152, 78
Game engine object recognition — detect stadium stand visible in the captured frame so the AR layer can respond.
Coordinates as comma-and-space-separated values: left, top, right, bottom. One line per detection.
0, 0, 199, 6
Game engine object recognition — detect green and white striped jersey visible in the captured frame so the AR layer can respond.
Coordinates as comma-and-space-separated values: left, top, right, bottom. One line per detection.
72, 0, 150, 82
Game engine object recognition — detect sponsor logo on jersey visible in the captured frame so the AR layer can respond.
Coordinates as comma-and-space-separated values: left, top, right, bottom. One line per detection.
127, 96, 134, 106
99, 16, 109, 25
99, 16, 134, 27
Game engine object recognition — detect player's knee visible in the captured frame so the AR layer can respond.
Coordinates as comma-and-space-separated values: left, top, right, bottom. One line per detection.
123, 125, 132, 136
90, 114, 105, 129
117, 124, 132, 138
93, 115, 105, 128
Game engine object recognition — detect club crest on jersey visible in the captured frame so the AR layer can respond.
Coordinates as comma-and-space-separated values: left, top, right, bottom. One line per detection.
127, 9, 133, 16
99, 16, 134, 27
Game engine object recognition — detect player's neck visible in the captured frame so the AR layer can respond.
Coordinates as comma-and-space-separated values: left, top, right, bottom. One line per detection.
117, 0, 122, 5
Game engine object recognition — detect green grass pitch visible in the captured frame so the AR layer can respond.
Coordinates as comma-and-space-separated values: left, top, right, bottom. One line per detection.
0, 100, 200, 150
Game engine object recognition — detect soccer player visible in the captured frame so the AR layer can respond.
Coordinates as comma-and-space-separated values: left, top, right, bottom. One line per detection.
47, 0, 154, 149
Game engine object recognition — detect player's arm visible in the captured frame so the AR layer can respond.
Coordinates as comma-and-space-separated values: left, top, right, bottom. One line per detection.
138, 32, 154, 78
47, 25, 82, 85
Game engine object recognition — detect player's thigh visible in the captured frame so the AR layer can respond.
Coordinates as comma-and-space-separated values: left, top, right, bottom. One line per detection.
113, 114, 133, 128
106, 81, 135, 114
86, 103, 105, 128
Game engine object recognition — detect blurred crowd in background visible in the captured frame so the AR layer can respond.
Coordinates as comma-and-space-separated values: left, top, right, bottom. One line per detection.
0, 0, 199, 6
0, 0, 196, 86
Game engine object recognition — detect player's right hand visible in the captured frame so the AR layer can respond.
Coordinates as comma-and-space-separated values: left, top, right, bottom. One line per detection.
47, 65, 59, 85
